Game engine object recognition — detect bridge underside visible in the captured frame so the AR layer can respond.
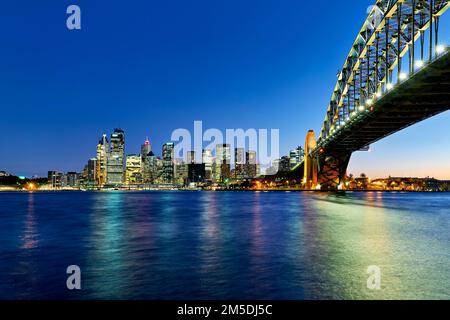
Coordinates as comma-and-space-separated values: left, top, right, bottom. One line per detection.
313, 52, 450, 189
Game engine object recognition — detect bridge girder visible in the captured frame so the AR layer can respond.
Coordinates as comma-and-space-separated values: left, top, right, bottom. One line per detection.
320, 0, 450, 141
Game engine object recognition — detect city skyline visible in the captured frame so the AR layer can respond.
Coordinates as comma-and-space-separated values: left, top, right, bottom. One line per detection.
1, 1, 450, 178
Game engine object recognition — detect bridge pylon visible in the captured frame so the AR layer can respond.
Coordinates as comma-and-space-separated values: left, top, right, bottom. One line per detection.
303, 130, 318, 190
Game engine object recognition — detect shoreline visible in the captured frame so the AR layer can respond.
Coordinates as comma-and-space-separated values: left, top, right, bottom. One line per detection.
1, 189, 449, 193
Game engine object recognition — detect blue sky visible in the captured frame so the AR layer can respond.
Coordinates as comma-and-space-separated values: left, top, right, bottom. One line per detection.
0, 0, 449, 178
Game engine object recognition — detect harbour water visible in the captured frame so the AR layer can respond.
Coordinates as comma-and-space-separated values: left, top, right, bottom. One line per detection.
0, 191, 449, 299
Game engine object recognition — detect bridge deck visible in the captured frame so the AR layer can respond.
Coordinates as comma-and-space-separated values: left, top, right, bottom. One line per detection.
315, 51, 450, 156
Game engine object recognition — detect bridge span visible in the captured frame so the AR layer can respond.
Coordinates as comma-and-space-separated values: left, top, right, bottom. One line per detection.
291, 0, 450, 190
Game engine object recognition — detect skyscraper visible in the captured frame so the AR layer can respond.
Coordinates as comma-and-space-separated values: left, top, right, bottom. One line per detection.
202, 149, 213, 180
141, 138, 152, 182
216, 144, 231, 181
245, 150, 257, 178
234, 148, 245, 179
187, 151, 196, 164
126, 154, 142, 184
162, 143, 174, 184
96, 134, 109, 186
289, 146, 304, 169
87, 158, 97, 183
141, 138, 151, 157
107, 128, 125, 186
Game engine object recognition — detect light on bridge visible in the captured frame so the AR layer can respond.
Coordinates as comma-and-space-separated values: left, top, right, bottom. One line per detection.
399, 73, 408, 81
366, 98, 373, 106
358, 105, 365, 112
415, 60, 425, 69
376, 92, 382, 98
387, 83, 394, 91
436, 44, 446, 55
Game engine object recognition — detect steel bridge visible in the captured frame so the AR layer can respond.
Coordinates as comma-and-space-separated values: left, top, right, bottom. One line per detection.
294, 0, 450, 190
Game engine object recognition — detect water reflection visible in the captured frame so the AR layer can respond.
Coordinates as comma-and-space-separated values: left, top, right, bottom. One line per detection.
22, 193, 38, 249
1, 191, 450, 299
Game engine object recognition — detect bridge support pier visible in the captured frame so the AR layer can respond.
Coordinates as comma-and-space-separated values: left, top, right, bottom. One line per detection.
317, 152, 351, 190
303, 130, 318, 190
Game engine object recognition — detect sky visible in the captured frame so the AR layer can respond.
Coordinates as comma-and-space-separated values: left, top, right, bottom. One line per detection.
0, 0, 449, 178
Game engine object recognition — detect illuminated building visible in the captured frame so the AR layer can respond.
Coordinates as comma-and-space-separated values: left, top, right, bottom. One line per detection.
48, 171, 63, 188
65, 172, 80, 187
202, 149, 213, 180
234, 148, 245, 179
289, 146, 304, 169
107, 128, 125, 186
162, 143, 174, 184
174, 158, 188, 186
96, 134, 109, 186
245, 150, 257, 178
187, 151, 196, 164
215, 144, 231, 182
126, 154, 142, 184
141, 138, 153, 182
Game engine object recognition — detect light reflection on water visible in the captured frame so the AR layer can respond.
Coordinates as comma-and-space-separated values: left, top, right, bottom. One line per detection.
0, 191, 449, 299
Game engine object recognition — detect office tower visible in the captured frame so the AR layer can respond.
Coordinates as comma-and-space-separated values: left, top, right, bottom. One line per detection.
187, 151, 196, 164
174, 158, 188, 186
216, 144, 231, 181
234, 148, 245, 179
202, 149, 213, 180
143, 151, 157, 183
279, 156, 291, 173
96, 134, 109, 186
107, 128, 125, 185
87, 158, 97, 182
141, 138, 152, 182
156, 157, 164, 182
245, 150, 257, 178
141, 138, 151, 156
162, 143, 174, 184
126, 154, 142, 184
289, 146, 304, 169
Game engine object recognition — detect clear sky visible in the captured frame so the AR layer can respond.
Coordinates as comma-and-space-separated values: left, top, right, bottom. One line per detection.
1, 0, 449, 178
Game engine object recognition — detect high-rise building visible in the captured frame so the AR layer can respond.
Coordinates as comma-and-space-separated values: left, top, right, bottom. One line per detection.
202, 149, 213, 180
174, 158, 188, 186
96, 134, 109, 186
234, 148, 245, 179
141, 138, 152, 182
141, 138, 151, 157
187, 151, 196, 164
215, 144, 231, 181
245, 150, 257, 178
162, 143, 174, 184
279, 156, 291, 173
87, 158, 97, 182
126, 154, 142, 184
289, 146, 304, 169
143, 151, 157, 184
107, 128, 125, 186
